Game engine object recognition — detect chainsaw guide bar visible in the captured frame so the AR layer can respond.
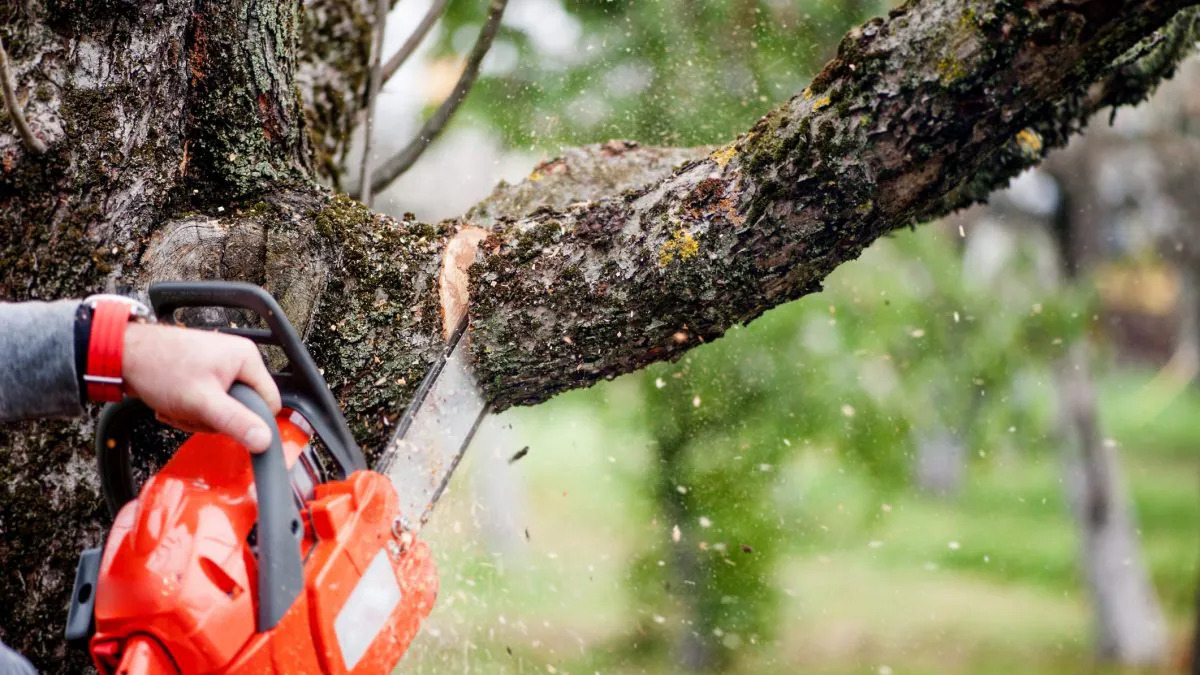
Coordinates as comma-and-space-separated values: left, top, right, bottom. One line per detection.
376, 317, 489, 532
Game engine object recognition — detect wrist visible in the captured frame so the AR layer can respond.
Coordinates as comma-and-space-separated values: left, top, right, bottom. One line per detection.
120, 323, 152, 399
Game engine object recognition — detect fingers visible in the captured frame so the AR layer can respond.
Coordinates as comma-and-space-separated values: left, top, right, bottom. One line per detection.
192, 385, 275, 453
155, 411, 206, 434
122, 324, 282, 453
233, 340, 282, 414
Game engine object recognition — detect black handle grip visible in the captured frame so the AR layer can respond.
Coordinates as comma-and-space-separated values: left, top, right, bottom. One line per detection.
228, 383, 305, 632
149, 281, 366, 476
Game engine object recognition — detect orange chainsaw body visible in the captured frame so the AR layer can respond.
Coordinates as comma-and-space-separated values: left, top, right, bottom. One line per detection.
88, 415, 438, 674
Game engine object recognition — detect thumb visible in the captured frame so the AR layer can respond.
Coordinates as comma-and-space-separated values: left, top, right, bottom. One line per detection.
198, 391, 275, 453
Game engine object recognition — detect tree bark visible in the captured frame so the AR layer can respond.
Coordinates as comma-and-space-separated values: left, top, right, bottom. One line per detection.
0, 0, 1198, 666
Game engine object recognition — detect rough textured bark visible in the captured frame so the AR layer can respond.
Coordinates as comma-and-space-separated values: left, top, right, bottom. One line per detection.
467, 0, 1200, 409
0, 0, 1197, 667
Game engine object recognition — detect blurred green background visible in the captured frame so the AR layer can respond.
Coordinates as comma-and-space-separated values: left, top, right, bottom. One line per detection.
403, 230, 1198, 674
376, 0, 1200, 671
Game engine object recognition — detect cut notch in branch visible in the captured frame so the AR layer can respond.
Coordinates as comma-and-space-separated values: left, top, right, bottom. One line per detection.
0, 38, 46, 155
368, 0, 508, 196
439, 225, 490, 339
381, 0, 451, 84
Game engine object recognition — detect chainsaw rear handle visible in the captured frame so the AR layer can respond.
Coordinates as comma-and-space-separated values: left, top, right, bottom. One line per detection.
149, 281, 366, 476
229, 383, 305, 632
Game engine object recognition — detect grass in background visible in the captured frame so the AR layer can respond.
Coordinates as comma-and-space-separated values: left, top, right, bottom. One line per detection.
401, 228, 1197, 673
401, 362, 1197, 674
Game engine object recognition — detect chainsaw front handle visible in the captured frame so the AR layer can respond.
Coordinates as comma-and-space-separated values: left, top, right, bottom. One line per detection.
229, 383, 305, 632
149, 281, 366, 476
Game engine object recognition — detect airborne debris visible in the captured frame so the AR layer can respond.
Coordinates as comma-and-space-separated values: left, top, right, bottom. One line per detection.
672, 525, 681, 543
508, 446, 530, 464
698, 516, 712, 529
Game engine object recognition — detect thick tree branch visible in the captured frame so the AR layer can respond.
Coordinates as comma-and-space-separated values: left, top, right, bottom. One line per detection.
368, 0, 508, 194
465, 0, 1200, 410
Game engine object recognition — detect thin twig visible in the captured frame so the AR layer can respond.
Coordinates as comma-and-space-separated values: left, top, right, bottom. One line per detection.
358, 0, 392, 207
0, 38, 46, 154
370, 0, 508, 195
381, 0, 451, 84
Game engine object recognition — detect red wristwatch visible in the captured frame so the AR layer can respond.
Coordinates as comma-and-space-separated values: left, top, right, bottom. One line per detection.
81, 295, 154, 402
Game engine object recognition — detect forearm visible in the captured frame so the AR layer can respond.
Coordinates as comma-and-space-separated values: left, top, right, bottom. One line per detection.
0, 300, 83, 421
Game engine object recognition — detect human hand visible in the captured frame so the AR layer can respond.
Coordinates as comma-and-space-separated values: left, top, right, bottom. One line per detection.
120, 323, 282, 452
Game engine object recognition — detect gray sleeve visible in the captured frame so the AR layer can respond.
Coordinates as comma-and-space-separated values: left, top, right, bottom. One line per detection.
0, 300, 84, 422
0, 639, 36, 674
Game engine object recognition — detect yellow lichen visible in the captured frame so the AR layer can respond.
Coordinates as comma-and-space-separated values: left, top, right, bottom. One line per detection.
959, 7, 977, 30
658, 228, 700, 267
710, 144, 737, 168
1015, 128, 1043, 157
528, 170, 544, 182
812, 95, 832, 111
936, 56, 966, 84
802, 87, 814, 100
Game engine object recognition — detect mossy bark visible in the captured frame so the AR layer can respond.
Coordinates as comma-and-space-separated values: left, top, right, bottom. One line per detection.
0, 0, 1196, 667
469, 1, 1200, 409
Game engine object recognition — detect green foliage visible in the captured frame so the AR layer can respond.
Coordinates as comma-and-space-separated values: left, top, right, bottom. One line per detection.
422, 2, 1159, 670
437, 0, 879, 149
589, 225, 1097, 668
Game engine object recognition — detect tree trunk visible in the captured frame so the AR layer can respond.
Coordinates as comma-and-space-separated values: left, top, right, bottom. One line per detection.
1054, 343, 1168, 665
912, 423, 967, 497
1, 0, 1198, 666
1043, 140, 1170, 665
655, 435, 720, 672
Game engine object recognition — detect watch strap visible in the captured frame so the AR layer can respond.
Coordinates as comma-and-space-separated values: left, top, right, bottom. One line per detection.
84, 300, 130, 402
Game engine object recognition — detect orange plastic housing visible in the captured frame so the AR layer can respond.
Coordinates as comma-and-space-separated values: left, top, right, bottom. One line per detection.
90, 414, 438, 674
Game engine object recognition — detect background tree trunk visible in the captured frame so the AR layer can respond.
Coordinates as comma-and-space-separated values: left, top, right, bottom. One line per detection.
962, 134, 1175, 664
0, 0, 1198, 666
654, 435, 720, 673
1054, 343, 1168, 664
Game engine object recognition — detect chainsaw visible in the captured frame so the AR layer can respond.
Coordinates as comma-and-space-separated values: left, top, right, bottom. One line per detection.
62, 281, 488, 674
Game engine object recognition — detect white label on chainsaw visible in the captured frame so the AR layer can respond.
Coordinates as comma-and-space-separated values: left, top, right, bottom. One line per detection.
334, 549, 402, 670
